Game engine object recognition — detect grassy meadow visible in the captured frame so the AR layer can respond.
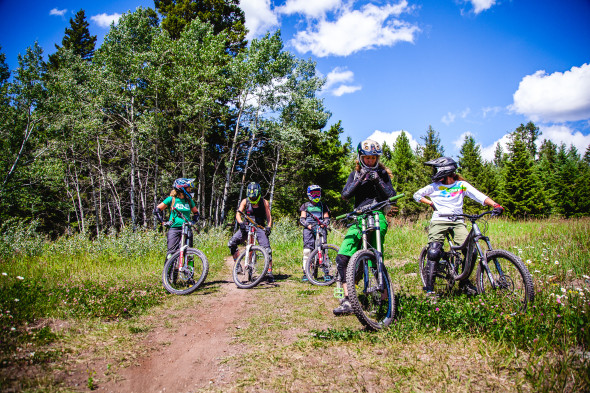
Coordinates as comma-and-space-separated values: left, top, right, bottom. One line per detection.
0, 216, 589, 392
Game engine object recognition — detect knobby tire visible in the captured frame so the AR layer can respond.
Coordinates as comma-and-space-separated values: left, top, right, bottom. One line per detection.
232, 245, 270, 289
162, 248, 209, 295
305, 244, 339, 286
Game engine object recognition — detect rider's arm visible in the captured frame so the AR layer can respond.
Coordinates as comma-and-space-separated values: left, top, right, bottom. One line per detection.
341, 170, 362, 200
374, 169, 396, 199
236, 199, 247, 224
299, 210, 312, 230
264, 199, 272, 227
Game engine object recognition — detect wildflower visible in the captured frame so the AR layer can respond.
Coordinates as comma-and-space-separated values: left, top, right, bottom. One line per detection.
556, 296, 561, 304
14, 299, 19, 302
16, 276, 24, 280
533, 338, 538, 343
554, 261, 559, 265
561, 287, 566, 293
2, 272, 6, 276
435, 307, 440, 312
526, 260, 531, 264
557, 314, 561, 318
11, 327, 15, 331
583, 275, 590, 280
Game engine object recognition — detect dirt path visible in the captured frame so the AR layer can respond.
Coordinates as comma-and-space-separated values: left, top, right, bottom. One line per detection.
93, 257, 250, 393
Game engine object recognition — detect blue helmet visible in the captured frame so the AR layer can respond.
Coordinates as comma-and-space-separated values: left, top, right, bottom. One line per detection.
357, 139, 382, 169
307, 185, 321, 203
173, 178, 195, 199
246, 182, 261, 205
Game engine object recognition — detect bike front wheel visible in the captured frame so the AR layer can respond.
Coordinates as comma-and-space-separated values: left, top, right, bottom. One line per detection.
305, 244, 339, 286
162, 248, 209, 295
232, 245, 270, 289
347, 250, 396, 331
475, 249, 534, 314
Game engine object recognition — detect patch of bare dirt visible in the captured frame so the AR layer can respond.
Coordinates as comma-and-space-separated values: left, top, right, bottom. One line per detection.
67, 257, 251, 393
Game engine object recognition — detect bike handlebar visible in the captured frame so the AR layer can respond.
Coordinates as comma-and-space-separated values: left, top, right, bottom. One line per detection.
168, 207, 199, 227
439, 210, 494, 222
335, 193, 405, 220
237, 210, 266, 230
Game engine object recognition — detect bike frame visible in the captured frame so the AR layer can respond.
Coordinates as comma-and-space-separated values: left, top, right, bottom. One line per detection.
308, 214, 329, 266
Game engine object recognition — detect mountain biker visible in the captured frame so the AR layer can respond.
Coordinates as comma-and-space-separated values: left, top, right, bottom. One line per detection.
333, 139, 397, 316
153, 178, 200, 262
228, 182, 274, 283
413, 156, 504, 297
299, 185, 331, 282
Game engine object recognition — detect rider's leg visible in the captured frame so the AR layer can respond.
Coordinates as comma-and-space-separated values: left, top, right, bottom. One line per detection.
166, 227, 182, 264
425, 242, 443, 292
228, 229, 246, 261
450, 222, 476, 293
302, 228, 315, 280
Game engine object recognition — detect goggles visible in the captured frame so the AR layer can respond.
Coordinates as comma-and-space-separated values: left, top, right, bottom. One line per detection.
309, 191, 321, 198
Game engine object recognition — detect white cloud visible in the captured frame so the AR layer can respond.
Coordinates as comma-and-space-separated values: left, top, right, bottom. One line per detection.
49, 8, 67, 16
461, 108, 471, 118
367, 129, 419, 150
91, 13, 122, 28
332, 84, 362, 96
539, 124, 590, 153
511, 63, 590, 123
466, 0, 496, 14
480, 133, 511, 161
291, 1, 419, 57
441, 112, 456, 125
322, 67, 362, 96
482, 106, 502, 118
279, 0, 341, 18
240, 0, 279, 39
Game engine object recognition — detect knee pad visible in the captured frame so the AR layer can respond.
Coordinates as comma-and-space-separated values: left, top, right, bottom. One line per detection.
302, 248, 312, 269
228, 240, 238, 255
427, 242, 443, 262
336, 254, 350, 283
265, 247, 272, 260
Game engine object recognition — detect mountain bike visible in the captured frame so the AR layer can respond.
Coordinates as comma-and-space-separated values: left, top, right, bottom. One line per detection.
418, 210, 534, 313
162, 208, 209, 295
303, 215, 338, 286
232, 211, 271, 289
335, 194, 404, 331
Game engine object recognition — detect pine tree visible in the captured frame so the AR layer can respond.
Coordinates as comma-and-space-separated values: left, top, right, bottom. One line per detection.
514, 121, 541, 159
493, 142, 506, 168
155, 0, 246, 53
391, 131, 420, 215
501, 131, 545, 217
458, 134, 484, 186
417, 125, 445, 163
49, 10, 97, 69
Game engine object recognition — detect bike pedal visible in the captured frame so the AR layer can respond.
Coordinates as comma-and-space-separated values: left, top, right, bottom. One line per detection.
333, 286, 344, 299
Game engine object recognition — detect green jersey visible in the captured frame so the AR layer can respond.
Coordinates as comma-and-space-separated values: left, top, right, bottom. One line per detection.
162, 196, 195, 228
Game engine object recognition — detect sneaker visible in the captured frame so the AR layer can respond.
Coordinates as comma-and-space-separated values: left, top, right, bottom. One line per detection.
301, 274, 309, 282
333, 298, 353, 316
459, 280, 477, 296
266, 272, 275, 283
323, 275, 333, 282
236, 263, 243, 274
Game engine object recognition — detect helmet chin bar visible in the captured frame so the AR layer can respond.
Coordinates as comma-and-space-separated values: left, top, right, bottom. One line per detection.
359, 155, 379, 170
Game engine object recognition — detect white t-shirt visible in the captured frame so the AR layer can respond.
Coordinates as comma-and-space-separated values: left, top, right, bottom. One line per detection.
413, 180, 488, 222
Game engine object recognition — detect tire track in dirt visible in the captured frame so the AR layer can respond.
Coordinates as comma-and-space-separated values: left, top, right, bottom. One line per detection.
95, 257, 250, 393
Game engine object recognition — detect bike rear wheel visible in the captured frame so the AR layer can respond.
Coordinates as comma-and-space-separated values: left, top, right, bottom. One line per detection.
162, 248, 209, 295
232, 245, 270, 289
347, 250, 396, 331
475, 249, 534, 314
305, 244, 338, 286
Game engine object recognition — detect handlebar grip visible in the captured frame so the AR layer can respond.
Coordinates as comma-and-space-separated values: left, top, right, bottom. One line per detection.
389, 193, 404, 202
335, 213, 348, 220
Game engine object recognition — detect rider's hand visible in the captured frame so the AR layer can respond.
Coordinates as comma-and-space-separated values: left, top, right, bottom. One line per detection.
491, 204, 504, 217
264, 226, 272, 236
321, 218, 330, 227
429, 203, 437, 211
239, 222, 246, 230
366, 171, 379, 182
163, 220, 172, 228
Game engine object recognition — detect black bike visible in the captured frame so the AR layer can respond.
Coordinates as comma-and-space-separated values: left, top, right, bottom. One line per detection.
304, 214, 339, 286
419, 211, 534, 313
162, 208, 209, 295
232, 211, 271, 289
336, 194, 404, 330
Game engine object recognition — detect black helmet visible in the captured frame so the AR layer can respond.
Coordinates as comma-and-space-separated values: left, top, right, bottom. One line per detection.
424, 157, 458, 182
246, 182, 261, 204
357, 139, 382, 170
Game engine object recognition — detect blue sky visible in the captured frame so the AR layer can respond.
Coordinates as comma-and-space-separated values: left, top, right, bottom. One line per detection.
1, 0, 589, 160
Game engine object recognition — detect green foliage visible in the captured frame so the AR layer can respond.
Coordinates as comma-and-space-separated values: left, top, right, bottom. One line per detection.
49, 9, 97, 69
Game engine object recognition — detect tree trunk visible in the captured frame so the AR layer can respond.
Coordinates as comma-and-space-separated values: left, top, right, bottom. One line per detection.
129, 96, 137, 230
269, 145, 281, 209
73, 166, 86, 233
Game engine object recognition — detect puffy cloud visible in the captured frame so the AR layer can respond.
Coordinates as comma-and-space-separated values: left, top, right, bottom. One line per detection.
539, 124, 590, 153
367, 129, 419, 150
466, 0, 496, 14
480, 133, 511, 161
291, 1, 419, 57
453, 131, 474, 149
49, 8, 67, 16
322, 67, 361, 96
279, 0, 341, 18
240, 0, 279, 39
511, 63, 590, 123
91, 13, 122, 28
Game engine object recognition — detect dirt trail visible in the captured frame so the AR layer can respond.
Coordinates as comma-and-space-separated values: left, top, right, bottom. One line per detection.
94, 257, 249, 393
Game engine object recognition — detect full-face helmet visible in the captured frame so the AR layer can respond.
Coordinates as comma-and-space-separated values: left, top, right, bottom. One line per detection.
424, 157, 458, 182
357, 139, 382, 170
173, 178, 195, 199
306, 185, 321, 203
246, 182, 261, 205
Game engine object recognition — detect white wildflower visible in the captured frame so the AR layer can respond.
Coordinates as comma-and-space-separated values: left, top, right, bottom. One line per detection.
14, 299, 19, 302
2, 272, 7, 276
16, 276, 24, 280
554, 261, 559, 265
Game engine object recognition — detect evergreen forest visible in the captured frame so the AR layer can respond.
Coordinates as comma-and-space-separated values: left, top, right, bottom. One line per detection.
1, 4, 589, 238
